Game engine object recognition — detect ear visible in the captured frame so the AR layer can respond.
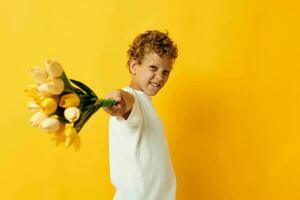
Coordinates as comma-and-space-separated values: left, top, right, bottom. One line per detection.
129, 59, 137, 74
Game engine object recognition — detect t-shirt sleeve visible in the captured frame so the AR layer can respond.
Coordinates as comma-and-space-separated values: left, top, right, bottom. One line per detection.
115, 89, 143, 126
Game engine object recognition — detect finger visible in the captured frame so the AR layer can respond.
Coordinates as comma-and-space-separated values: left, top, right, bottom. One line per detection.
105, 94, 114, 99
111, 104, 121, 111
113, 95, 122, 103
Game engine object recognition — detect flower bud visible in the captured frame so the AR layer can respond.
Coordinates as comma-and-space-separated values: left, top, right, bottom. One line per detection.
31, 67, 48, 83
30, 111, 48, 127
47, 78, 64, 95
64, 107, 80, 122
40, 97, 57, 114
59, 93, 80, 108
28, 100, 41, 113
39, 117, 61, 133
45, 59, 63, 78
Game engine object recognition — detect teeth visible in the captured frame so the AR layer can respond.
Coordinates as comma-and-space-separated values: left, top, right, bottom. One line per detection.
150, 82, 159, 87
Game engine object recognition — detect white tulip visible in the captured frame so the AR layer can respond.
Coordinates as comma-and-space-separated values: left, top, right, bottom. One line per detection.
27, 100, 41, 113
37, 83, 52, 97
31, 67, 48, 83
45, 59, 63, 78
30, 111, 48, 127
39, 117, 61, 133
64, 107, 80, 122
47, 78, 64, 95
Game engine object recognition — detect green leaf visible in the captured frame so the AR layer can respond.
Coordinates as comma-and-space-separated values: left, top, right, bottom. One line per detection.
73, 87, 85, 96
60, 71, 73, 90
70, 79, 97, 97
60, 71, 85, 95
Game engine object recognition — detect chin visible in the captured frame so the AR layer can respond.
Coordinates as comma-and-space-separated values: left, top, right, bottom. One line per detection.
145, 89, 160, 96
143, 84, 163, 96
148, 92, 157, 96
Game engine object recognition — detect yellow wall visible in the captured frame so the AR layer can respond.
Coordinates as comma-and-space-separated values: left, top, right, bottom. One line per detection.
1, 0, 300, 199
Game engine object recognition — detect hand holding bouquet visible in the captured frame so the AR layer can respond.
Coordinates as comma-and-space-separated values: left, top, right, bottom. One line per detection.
24, 59, 116, 149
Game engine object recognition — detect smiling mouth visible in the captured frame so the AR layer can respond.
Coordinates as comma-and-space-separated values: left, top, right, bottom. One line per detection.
149, 82, 161, 88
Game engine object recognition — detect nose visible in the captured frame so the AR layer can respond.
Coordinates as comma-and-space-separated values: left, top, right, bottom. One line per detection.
155, 72, 164, 82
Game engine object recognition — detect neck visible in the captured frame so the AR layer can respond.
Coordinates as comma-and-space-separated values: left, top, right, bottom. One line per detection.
129, 81, 142, 91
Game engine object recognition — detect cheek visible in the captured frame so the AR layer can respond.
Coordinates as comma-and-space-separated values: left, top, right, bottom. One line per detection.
136, 70, 153, 82
141, 69, 155, 79
163, 75, 170, 82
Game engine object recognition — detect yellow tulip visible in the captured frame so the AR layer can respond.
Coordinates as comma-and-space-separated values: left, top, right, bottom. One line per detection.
45, 59, 63, 78
30, 111, 48, 127
31, 66, 48, 83
64, 124, 77, 137
65, 134, 81, 150
39, 117, 61, 132
59, 93, 80, 108
64, 107, 80, 122
65, 137, 73, 147
71, 134, 81, 151
64, 124, 77, 147
37, 82, 52, 97
52, 127, 66, 146
27, 100, 41, 113
40, 97, 57, 114
34, 96, 46, 105
51, 123, 81, 150
24, 85, 39, 99
47, 78, 64, 95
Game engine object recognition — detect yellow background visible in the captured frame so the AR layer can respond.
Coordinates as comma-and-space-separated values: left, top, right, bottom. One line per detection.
1, 0, 300, 199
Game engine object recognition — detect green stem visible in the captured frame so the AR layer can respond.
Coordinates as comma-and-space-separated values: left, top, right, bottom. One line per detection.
75, 106, 97, 132
74, 98, 116, 133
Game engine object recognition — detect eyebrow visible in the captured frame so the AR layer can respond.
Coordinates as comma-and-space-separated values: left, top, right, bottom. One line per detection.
149, 64, 172, 71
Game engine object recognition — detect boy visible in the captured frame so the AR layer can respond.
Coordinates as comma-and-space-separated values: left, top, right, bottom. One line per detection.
104, 30, 178, 200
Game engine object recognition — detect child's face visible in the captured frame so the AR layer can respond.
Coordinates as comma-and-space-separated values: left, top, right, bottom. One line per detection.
129, 52, 173, 96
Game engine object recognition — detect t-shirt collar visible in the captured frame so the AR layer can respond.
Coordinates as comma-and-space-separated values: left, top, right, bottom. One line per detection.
128, 86, 152, 101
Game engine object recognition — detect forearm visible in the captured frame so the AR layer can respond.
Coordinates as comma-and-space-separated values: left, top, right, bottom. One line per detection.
120, 90, 134, 118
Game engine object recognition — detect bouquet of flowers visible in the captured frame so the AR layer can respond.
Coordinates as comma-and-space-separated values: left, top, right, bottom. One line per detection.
24, 59, 116, 149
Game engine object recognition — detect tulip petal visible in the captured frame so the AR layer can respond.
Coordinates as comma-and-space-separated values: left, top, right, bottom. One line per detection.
59, 93, 80, 108
47, 78, 64, 95
52, 129, 66, 146
31, 67, 48, 83
64, 107, 80, 122
39, 117, 61, 132
28, 100, 41, 113
45, 59, 63, 78
37, 83, 52, 97
40, 98, 57, 114
30, 111, 48, 127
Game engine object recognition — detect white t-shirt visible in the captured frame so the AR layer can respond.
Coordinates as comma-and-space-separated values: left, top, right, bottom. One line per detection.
108, 86, 176, 200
